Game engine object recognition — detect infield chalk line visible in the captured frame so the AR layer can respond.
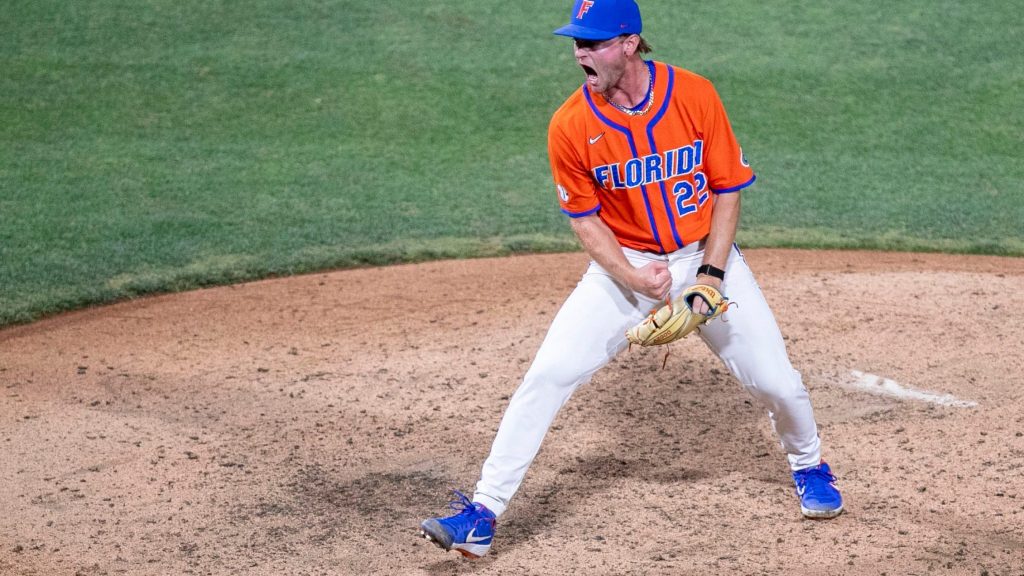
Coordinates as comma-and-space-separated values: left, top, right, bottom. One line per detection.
848, 370, 978, 408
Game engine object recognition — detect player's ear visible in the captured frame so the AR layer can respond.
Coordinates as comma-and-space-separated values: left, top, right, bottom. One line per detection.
622, 34, 640, 57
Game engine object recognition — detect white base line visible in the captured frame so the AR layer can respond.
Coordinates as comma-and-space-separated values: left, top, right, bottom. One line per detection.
849, 370, 977, 408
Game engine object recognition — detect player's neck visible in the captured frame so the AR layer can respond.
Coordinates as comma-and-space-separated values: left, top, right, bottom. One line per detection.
606, 59, 650, 109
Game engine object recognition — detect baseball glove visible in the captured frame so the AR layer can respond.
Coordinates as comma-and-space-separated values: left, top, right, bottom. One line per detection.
625, 284, 730, 347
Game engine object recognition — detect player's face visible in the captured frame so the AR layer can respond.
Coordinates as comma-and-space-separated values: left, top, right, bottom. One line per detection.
573, 36, 628, 94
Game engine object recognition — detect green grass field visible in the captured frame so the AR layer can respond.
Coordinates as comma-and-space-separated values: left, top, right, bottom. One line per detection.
1, 0, 1021, 325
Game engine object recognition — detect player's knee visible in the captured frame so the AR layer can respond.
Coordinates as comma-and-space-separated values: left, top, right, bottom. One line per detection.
740, 368, 807, 406
522, 358, 590, 392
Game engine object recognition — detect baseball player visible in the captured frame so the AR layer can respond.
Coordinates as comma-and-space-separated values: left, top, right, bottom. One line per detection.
420, 0, 843, 558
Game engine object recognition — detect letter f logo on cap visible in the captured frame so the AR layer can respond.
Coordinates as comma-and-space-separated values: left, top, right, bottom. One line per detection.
555, 0, 642, 41
576, 0, 595, 19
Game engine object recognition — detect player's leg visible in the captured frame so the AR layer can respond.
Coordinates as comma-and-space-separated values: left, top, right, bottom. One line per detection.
692, 247, 820, 468
690, 246, 843, 518
473, 260, 653, 515
420, 255, 658, 557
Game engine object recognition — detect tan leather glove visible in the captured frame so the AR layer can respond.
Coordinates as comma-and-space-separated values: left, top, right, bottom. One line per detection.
625, 284, 730, 347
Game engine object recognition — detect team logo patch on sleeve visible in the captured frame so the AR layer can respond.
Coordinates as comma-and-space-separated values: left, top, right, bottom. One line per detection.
740, 148, 750, 167
557, 184, 570, 202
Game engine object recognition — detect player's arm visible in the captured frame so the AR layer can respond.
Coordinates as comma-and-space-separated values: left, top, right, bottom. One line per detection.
570, 214, 671, 300
691, 191, 740, 313
694, 78, 749, 307
547, 116, 669, 299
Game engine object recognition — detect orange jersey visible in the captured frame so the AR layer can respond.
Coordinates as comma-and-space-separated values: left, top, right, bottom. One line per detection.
548, 61, 755, 253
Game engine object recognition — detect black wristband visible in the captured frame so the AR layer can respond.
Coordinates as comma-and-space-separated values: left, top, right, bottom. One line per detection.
696, 264, 725, 280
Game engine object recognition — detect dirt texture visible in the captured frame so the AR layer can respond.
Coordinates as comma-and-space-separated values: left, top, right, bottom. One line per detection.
1, 249, 1023, 576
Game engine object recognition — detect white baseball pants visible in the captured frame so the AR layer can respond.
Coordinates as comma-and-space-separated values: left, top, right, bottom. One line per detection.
473, 245, 822, 517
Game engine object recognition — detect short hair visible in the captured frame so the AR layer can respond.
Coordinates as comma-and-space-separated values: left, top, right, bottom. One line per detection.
635, 35, 652, 54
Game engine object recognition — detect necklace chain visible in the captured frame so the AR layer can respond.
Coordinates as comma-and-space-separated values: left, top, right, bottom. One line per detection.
605, 65, 654, 116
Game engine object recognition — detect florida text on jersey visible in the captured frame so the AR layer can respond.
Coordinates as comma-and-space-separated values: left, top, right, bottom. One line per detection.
548, 61, 756, 254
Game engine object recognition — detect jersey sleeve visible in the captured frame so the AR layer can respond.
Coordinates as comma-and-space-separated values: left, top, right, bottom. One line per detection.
548, 119, 601, 217
702, 84, 756, 194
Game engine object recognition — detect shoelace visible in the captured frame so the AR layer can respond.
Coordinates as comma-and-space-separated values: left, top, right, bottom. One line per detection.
446, 490, 477, 515
796, 467, 836, 495
445, 490, 496, 529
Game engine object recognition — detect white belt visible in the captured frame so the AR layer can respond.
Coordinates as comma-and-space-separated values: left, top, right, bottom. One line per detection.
623, 239, 706, 263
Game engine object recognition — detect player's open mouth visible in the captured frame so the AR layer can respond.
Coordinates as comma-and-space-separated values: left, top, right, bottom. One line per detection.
581, 64, 599, 85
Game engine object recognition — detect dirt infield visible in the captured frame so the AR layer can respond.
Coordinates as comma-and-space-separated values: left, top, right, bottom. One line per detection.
1, 249, 1022, 576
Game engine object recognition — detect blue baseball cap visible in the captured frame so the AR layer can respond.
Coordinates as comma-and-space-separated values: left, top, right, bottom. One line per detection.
553, 0, 643, 41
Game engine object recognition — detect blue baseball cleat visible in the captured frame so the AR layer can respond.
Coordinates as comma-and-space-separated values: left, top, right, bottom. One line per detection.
419, 491, 497, 558
793, 461, 844, 519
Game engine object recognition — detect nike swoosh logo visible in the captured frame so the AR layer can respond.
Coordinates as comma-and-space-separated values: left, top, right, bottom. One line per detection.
588, 133, 605, 145
796, 485, 806, 496
465, 528, 490, 543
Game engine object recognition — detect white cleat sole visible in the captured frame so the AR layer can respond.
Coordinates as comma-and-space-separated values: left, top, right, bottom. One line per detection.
801, 504, 844, 519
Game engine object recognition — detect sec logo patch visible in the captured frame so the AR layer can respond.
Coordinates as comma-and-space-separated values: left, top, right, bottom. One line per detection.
557, 184, 570, 202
